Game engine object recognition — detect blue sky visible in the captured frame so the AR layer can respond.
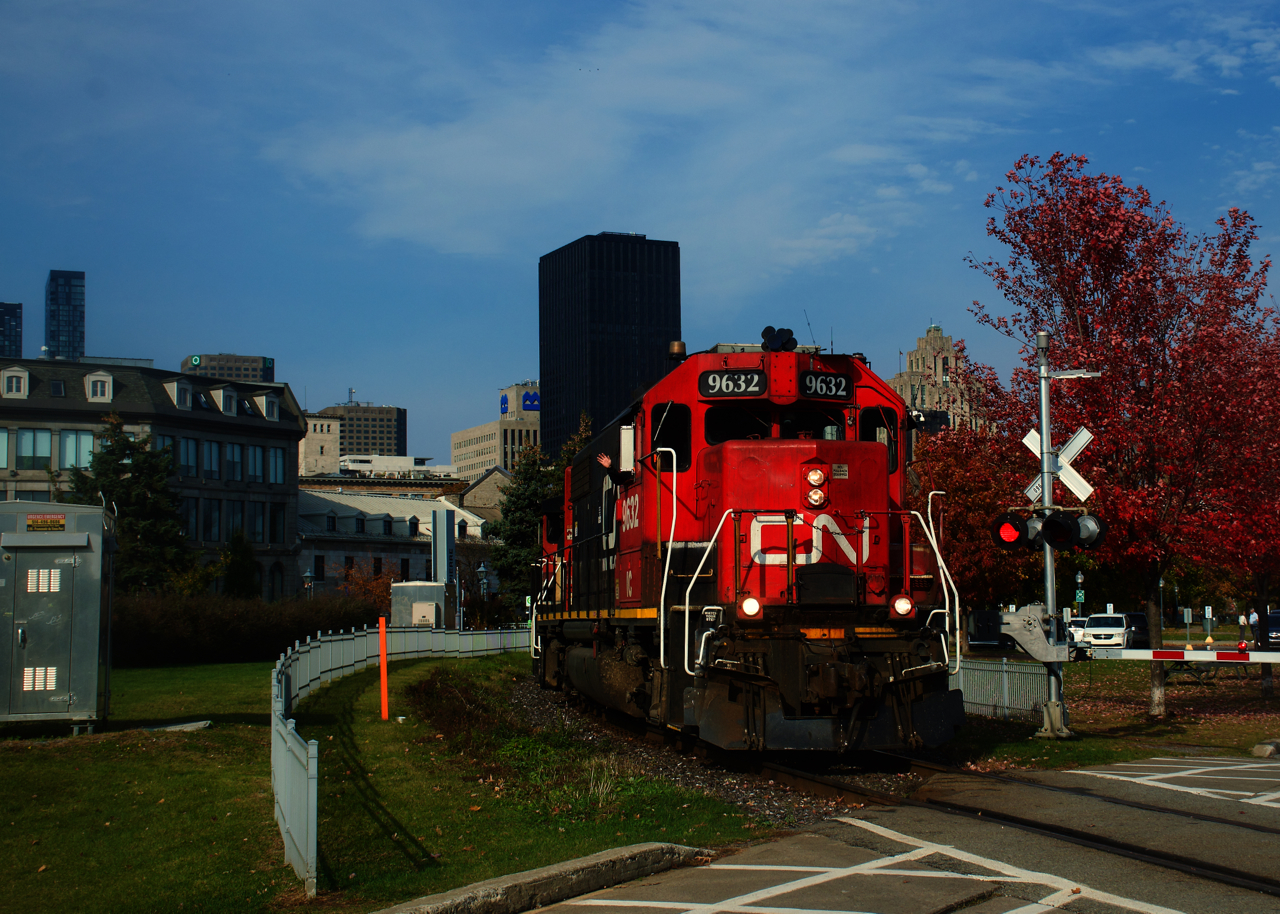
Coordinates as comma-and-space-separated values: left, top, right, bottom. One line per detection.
1, 1, 1276, 461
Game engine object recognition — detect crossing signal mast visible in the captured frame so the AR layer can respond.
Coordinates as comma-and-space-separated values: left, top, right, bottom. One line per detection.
989, 331, 1101, 739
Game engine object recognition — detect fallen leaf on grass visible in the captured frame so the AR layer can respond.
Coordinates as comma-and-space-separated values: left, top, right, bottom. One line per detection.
157, 799, 165, 804
469, 806, 481, 811
37, 865, 46, 873
462, 845, 473, 851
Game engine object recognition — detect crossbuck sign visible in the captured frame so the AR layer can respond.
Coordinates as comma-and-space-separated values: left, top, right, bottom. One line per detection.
1023, 426, 1095, 503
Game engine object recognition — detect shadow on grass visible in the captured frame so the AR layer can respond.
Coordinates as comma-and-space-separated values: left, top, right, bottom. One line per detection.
294, 670, 438, 893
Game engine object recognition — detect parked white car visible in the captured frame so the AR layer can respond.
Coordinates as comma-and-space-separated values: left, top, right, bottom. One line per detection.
1080, 613, 1147, 649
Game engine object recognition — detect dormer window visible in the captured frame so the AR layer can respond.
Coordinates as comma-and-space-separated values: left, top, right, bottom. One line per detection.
254, 393, 280, 421
50, 380, 65, 397
85, 370, 114, 403
354, 517, 366, 533
222, 391, 236, 414
164, 378, 193, 410
179, 388, 190, 407
1, 367, 29, 400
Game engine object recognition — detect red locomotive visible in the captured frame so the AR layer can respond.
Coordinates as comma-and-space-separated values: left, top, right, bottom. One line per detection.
533, 330, 963, 752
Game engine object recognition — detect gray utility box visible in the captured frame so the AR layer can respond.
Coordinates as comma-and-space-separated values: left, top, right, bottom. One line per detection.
0, 503, 114, 729
391, 581, 448, 628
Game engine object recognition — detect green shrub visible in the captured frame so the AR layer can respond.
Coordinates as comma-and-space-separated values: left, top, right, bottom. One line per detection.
111, 592, 381, 666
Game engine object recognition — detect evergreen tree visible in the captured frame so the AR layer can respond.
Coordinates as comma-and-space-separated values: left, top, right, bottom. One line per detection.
487, 445, 550, 618
63, 413, 195, 593
221, 530, 261, 599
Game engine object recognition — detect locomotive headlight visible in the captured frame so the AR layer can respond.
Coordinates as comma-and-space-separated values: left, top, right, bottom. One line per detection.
741, 597, 761, 617
805, 467, 826, 487
805, 487, 826, 507
891, 595, 915, 617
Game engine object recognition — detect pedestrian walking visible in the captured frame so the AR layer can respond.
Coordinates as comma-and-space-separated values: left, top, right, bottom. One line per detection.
1250, 608, 1260, 644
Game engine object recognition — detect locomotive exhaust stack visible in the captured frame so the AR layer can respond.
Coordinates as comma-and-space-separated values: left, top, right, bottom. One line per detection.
534, 334, 964, 754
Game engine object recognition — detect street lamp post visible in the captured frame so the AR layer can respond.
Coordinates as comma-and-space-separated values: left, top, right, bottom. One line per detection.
1075, 571, 1084, 622
301, 569, 314, 601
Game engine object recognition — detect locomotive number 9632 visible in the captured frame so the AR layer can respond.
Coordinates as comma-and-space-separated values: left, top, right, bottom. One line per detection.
799, 371, 852, 400
699, 370, 767, 398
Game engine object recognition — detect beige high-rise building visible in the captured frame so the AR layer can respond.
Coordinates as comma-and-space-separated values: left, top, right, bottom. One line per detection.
299, 412, 341, 476
450, 380, 539, 481
888, 324, 971, 430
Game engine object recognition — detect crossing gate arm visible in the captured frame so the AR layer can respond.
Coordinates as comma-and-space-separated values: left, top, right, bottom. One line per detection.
1092, 648, 1280, 663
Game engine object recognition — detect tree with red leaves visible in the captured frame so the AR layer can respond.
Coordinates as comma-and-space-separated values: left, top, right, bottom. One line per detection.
965, 152, 1273, 718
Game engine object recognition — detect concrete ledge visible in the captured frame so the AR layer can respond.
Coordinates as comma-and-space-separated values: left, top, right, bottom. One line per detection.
373, 842, 714, 914
1252, 738, 1280, 757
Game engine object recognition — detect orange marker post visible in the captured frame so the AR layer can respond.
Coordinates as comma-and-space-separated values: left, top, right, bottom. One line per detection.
379, 612, 389, 721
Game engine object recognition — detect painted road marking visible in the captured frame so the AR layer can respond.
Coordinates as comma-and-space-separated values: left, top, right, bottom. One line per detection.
1068, 757, 1280, 806
568, 817, 1184, 914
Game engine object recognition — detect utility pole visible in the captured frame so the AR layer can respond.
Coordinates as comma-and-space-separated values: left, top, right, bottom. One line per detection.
1035, 331, 1071, 738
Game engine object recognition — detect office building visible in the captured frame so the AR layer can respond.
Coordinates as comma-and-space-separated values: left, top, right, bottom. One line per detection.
539, 232, 681, 457
0, 303, 21, 359
299, 412, 341, 476
450, 380, 540, 481
888, 324, 972, 436
0, 358, 305, 598
317, 392, 407, 457
181, 353, 275, 382
44, 270, 85, 361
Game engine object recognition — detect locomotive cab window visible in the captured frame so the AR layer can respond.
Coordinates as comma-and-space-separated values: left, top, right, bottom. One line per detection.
858, 406, 898, 470
651, 402, 691, 471
780, 407, 846, 441
705, 404, 772, 445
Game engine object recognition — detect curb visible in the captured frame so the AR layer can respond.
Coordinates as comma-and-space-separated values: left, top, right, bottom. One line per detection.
1252, 738, 1280, 758
371, 842, 714, 914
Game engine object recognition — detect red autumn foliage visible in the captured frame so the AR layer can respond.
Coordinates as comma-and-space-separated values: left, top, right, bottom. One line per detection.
923, 153, 1274, 715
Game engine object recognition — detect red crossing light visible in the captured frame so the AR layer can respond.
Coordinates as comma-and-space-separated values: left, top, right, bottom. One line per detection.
990, 513, 1028, 550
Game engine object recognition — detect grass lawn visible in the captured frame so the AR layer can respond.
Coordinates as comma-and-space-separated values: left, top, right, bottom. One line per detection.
931, 627, 1280, 771
291, 653, 765, 910
1, 662, 291, 913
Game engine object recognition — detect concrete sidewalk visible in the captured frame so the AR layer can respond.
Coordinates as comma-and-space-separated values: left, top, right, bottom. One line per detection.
372, 842, 713, 914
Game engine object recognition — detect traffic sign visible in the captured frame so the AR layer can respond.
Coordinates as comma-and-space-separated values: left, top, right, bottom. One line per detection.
1075, 590, 1085, 603
1023, 426, 1095, 503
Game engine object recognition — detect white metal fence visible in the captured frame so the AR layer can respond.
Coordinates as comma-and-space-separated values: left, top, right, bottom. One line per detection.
271, 626, 531, 896
949, 657, 1050, 721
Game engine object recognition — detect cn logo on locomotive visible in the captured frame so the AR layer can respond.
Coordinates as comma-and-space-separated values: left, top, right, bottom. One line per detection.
749, 513, 870, 565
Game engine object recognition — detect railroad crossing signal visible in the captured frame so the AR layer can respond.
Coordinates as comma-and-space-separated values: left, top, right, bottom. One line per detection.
990, 510, 1107, 552
1024, 426, 1095, 503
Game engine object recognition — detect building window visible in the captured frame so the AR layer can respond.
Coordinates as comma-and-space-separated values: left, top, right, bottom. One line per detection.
409, 518, 419, 536
59, 430, 93, 469
325, 515, 336, 532
202, 498, 221, 542
14, 491, 50, 502
177, 387, 190, 407
16, 429, 51, 471
373, 557, 382, 576
91, 379, 108, 398
382, 519, 392, 535
313, 554, 326, 581
268, 447, 285, 484
223, 392, 236, 414
203, 441, 221, 480
400, 558, 410, 580
319, 445, 324, 456
227, 500, 245, 537
354, 517, 366, 534
50, 380, 65, 397
269, 502, 286, 543
247, 445, 264, 482
5, 376, 21, 394
247, 502, 265, 543
226, 443, 243, 481
180, 497, 198, 539
180, 438, 199, 476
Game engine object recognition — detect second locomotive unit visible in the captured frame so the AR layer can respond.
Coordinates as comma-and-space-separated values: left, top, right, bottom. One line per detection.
533, 332, 964, 752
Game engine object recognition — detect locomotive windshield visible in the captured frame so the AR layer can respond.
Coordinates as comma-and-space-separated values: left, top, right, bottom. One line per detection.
704, 404, 846, 445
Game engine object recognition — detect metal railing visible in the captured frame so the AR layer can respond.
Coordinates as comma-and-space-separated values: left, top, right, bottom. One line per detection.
271, 626, 530, 896
949, 657, 1049, 721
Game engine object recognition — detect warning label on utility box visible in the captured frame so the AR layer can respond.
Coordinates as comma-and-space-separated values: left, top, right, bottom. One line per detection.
26, 513, 66, 532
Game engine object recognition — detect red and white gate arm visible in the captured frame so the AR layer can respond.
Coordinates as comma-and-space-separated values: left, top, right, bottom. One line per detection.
1092, 648, 1280, 663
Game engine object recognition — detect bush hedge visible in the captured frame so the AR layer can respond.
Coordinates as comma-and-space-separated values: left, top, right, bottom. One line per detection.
111, 592, 382, 667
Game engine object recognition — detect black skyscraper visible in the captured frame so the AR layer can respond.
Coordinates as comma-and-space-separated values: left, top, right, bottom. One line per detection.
0, 303, 21, 359
539, 232, 681, 458
44, 270, 85, 361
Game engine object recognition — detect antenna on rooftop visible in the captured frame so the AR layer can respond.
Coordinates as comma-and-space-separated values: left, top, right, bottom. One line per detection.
804, 310, 818, 349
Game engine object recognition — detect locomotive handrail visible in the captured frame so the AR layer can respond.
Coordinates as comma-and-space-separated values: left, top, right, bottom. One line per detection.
644, 446, 678, 670
912, 498, 962, 675
928, 488, 963, 675
530, 555, 560, 658
682, 509, 735, 675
